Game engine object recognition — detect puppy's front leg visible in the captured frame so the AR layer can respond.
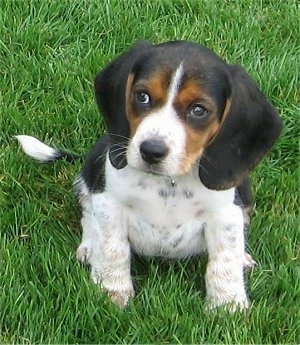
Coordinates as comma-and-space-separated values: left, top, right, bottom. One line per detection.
81, 193, 134, 308
205, 206, 249, 311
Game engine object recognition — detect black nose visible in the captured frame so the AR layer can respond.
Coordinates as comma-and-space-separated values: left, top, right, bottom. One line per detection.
139, 139, 169, 164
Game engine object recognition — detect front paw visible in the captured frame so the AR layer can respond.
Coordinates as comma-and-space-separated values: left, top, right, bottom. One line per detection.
206, 293, 249, 312
108, 289, 135, 309
91, 266, 134, 308
206, 258, 249, 312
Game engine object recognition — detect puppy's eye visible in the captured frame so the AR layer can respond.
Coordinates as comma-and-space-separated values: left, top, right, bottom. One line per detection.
135, 91, 151, 104
187, 104, 208, 118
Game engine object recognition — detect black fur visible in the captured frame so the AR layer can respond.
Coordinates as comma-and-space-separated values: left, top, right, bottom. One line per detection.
94, 41, 152, 170
80, 134, 112, 192
199, 64, 283, 190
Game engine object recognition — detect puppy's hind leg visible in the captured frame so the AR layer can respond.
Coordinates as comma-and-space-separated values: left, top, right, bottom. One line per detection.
76, 210, 97, 264
74, 176, 95, 264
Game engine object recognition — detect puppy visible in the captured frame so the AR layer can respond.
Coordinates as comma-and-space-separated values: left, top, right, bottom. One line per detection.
17, 40, 282, 310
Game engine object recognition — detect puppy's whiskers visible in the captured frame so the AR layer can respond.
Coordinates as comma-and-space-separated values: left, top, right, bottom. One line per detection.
109, 145, 127, 155
94, 142, 127, 163
107, 132, 130, 142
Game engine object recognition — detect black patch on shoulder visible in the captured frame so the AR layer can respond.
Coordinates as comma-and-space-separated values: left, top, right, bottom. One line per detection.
80, 134, 112, 192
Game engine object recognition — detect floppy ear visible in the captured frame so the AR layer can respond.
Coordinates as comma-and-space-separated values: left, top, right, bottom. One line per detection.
199, 65, 283, 190
94, 41, 152, 169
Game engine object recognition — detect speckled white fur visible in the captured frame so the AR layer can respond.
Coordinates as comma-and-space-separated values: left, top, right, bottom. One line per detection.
76, 157, 248, 309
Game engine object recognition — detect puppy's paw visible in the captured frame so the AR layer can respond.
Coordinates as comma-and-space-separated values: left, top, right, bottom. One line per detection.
90, 266, 134, 309
243, 252, 257, 272
76, 240, 92, 264
107, 289, 135, 309
207, 295, 249, 313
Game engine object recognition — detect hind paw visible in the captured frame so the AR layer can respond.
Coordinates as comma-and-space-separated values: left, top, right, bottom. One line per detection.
244, 252, 256, 272
76, 241, 93, 264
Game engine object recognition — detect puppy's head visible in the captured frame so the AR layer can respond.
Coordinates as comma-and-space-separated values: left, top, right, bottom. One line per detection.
95, 41, 282, 190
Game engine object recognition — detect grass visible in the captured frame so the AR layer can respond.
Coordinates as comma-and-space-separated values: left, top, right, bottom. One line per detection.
0, 0, 299, 343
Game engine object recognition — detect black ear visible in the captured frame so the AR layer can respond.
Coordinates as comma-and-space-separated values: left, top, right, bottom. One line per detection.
199, 65, 283, 190
94, 41, 152, 169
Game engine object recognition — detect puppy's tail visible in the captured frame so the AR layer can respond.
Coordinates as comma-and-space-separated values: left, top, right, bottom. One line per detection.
15, 135, 81, 163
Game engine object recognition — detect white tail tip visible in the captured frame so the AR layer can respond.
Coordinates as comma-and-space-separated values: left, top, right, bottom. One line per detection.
15, 135, 58, 162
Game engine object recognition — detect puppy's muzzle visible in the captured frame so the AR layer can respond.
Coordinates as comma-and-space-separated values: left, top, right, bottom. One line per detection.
139, 139, 169, 164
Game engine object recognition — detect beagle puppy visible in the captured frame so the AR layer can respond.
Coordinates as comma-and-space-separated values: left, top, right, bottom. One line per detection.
17, 40, 282, 310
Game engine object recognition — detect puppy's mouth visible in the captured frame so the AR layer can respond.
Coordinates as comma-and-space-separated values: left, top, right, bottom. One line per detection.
145, 166, 171, 178
140, 165, 177, 187
134, 163, 170, 177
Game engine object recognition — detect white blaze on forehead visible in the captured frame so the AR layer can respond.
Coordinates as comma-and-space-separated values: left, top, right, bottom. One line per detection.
166, 63, 184, 106
127, 62, 187, 175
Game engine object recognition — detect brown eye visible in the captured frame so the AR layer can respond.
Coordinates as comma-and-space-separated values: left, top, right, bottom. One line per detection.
187, 104, 208, 118
135, 91, 151, 104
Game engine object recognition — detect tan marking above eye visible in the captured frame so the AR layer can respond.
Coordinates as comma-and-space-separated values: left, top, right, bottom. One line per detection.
126, 72, 170, 137
174, 79, 216, 115
133, 72, 169, 106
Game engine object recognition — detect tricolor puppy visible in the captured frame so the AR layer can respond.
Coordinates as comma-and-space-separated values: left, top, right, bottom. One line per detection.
17, 40, 282, 310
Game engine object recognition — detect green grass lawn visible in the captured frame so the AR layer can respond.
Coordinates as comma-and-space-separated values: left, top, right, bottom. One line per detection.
0, 0, 299, 343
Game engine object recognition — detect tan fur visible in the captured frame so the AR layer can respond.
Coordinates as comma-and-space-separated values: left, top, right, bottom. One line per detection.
126, 72, 169, 137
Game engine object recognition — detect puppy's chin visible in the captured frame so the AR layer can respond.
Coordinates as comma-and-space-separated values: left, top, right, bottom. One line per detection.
128, 159, 195, 179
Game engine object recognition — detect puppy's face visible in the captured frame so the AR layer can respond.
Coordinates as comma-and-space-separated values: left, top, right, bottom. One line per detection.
125, 46, 231, 176
95, 41, 282, 189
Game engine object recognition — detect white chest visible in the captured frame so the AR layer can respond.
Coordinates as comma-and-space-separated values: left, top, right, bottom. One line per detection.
100, 163, 236, 258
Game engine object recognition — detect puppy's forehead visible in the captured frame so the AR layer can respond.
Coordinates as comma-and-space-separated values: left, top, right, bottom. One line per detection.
132, 42, 227, 80
131, 43, 231, 110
